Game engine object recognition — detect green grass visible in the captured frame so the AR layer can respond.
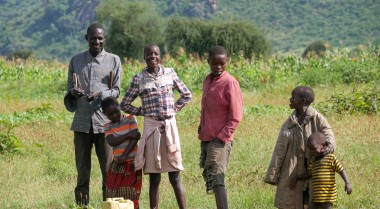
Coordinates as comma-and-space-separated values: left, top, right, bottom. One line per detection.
0, 90, 379, 208
0, 53, 379, 208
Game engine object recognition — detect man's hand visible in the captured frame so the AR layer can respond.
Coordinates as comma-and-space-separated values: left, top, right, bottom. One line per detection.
70, 88, 85, 99
86, 91, 102, 101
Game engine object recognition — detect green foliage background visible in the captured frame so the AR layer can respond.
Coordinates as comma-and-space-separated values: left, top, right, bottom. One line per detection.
1, 0, 379, 60
164, 17, 270, 58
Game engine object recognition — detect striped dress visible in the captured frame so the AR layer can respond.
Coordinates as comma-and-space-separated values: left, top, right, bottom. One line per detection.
308, 154, 344, 203
105, 114, 142, 209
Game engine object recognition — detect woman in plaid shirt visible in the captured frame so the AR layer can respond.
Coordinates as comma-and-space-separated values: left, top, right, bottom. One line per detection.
120, 44, 192, 209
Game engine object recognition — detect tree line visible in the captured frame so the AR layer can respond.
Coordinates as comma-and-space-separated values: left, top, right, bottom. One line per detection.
96, 0, 271, 60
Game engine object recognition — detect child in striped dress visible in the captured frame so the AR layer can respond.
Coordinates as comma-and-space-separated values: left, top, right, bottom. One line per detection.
101, 97, 142, 209
290, 132, 352, 209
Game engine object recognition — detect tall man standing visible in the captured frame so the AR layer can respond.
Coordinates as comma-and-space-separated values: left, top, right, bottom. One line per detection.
64, 23, 122, 205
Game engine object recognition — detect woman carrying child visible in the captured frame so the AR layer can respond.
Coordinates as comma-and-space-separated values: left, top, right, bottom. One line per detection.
101, 97, 142, 209
264, 86, 336, 209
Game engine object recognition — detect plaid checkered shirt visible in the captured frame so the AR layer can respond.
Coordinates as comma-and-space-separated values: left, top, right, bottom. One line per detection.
120, 65, 192, 120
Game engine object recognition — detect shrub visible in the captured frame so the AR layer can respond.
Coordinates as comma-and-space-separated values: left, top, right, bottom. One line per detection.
165, 17, 271, 59
97, 0, 165, 60
317, 86, 379, 114
302, 40, 331, 58
7, 49, 34, 60
0, 117, 23, 154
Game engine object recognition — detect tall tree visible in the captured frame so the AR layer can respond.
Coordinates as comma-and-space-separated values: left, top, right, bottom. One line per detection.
97, 0, 165, 60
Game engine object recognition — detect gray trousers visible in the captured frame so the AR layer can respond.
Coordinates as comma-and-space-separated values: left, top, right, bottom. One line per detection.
74, 130, 113, 205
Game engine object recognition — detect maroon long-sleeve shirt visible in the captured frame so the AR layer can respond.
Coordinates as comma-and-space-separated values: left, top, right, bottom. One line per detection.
198, 71, 243, 143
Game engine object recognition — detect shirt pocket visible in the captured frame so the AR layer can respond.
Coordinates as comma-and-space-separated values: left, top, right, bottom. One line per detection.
95, 62, 112, 84
139, 77, 155, 90
139, 77, 157, 96
158, 75, 173, 92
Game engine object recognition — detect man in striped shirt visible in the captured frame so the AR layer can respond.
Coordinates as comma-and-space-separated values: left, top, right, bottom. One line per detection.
290, 132, 352, 209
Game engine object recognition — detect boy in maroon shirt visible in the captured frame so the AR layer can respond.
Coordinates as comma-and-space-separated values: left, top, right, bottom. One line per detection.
198, 46, 243, 209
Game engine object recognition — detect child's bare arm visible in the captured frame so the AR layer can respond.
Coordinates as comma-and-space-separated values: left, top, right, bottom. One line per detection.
339, 170, 352, 194
106, 129, 141, 147
290, 173, 311, 189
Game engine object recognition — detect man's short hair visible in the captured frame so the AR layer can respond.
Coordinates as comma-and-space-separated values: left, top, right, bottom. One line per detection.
87, 23, 104, 35
101, 96, 119, 112
208, 46, 227, 59
294, 86, 315, 105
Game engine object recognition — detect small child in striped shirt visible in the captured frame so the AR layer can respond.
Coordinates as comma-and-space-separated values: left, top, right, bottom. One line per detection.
101, 97, 142, 209
290, 132, 352, 209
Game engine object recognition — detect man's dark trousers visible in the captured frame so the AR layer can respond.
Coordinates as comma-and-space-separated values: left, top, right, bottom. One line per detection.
74, 129, 113, 205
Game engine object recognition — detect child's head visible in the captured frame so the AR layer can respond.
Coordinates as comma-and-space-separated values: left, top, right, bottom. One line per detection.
289, 86, 315, 109
144, 44, 161, 70
307, 132, 326, 157
208, 46, 228, 76
101, 97, 121, 124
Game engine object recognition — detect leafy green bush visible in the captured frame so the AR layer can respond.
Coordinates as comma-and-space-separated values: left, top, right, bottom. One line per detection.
302, 40, 331, 58
6, 49, 34, 60
339, 53, 380, 84
165, 17, 271, 58
97, 0, 165, 60
0, 117, 23, 154
317, 86, 379, 114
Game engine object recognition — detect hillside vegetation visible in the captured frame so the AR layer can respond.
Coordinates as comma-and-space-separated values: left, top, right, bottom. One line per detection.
1, 0, 379, 60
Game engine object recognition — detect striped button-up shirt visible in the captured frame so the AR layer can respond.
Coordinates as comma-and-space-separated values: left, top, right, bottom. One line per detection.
120, 65, 192, 120
64, 50, 121, 133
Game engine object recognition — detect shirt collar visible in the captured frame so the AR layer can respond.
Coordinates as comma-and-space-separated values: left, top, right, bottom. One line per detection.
143, 64, 164, 77
287, 107, 318, 128
86, 49, 106, 64
207, 71, 227, 80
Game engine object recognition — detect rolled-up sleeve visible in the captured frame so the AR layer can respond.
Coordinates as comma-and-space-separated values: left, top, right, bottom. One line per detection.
120, 76, 141, 115
172, 69, 192, 111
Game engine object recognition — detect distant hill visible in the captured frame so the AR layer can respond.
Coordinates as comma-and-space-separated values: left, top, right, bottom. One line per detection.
0, 0, 100, 60
153, 0, 380, 53
1, 0, 379, 60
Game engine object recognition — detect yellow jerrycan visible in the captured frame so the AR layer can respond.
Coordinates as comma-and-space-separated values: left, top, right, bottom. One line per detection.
102, 197, 134, 209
